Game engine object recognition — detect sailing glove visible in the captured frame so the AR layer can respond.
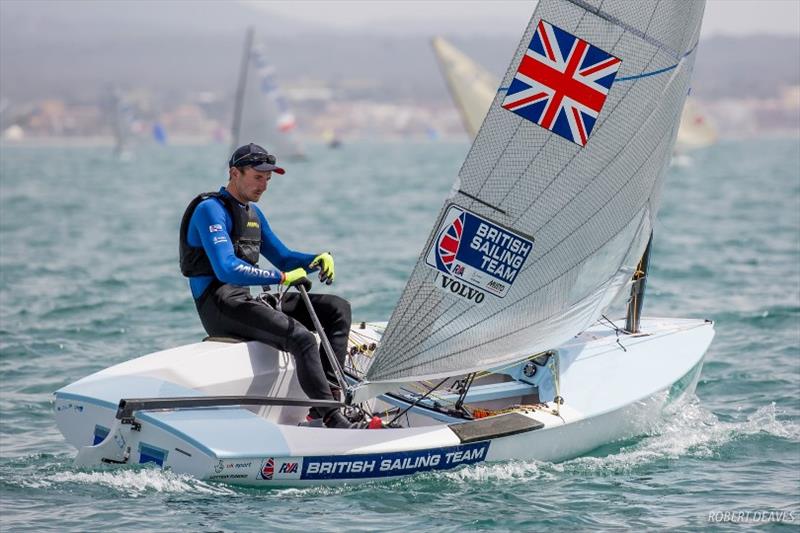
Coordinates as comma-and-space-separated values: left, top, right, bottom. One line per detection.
310, 252, 335, 285
282, 267, 312, 291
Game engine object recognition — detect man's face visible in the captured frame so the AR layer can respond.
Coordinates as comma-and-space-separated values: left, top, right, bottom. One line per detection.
229, 166, 272, 203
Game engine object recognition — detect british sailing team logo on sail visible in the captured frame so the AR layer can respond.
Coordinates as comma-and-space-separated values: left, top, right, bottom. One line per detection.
426, 205, 533, 301
501, 19, 621, 146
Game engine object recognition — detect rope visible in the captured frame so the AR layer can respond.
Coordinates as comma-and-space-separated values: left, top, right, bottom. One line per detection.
387, 377, 449, 427
601, 315, 628, 352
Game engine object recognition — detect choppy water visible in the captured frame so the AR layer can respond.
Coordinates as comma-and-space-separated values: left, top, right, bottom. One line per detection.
1, 139, 798, 531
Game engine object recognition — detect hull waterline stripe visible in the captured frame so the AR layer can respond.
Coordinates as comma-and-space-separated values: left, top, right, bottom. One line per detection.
55, 392, 118, 410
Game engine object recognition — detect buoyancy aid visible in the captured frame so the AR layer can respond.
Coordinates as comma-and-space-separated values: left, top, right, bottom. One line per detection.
179, 191, 261, 277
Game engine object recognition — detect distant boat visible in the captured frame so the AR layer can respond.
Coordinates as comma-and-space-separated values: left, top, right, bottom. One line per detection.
231, 27, 305, 160
105, 86, 135, 158
675, 97, 717, 152
322, 128, 342, 149
431, 36, 498, 139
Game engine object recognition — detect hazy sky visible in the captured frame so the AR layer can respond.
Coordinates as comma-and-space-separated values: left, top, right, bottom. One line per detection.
247, 0, 800, 37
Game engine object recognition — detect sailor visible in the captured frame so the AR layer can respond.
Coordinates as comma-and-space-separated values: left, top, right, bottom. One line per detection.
179, 143, 358, 428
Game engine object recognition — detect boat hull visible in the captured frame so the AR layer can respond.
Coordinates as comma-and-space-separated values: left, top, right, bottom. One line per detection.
54, 317, 713, 486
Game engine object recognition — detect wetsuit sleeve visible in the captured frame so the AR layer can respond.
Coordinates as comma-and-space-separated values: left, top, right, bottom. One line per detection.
256, 208, 318, 271
190, 200, 283, 285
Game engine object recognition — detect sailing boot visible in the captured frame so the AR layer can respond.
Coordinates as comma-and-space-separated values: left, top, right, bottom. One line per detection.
305, 387, 341, 423
323, 409, 369, 429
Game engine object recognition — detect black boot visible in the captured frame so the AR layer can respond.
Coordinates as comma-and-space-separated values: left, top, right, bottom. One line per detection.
323, 409, 367, 429
306, 387, 342, 422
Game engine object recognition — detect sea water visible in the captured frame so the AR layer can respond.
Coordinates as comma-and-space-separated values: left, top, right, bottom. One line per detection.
0, 139, 798, 531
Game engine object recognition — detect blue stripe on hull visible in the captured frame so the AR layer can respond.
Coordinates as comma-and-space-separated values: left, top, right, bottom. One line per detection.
303, 442, 490, 480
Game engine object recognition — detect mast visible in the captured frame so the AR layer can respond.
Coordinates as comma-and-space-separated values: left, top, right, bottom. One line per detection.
625, 233, 653, 334
230, 26, 254, 153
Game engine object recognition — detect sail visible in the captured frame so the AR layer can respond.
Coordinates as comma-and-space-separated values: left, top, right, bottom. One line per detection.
431, 36, 500, 139
234, 38, 304, 159
675, 96, 717, 151
105, 86, 135, 156
365, 0, 705, 384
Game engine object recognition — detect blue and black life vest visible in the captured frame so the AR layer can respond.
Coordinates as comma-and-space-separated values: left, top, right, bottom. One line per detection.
178, 192, 261, 277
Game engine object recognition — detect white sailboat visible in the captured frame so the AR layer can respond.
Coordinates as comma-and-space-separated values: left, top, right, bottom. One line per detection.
231, 27, 305, 160
55, 1, 713, 486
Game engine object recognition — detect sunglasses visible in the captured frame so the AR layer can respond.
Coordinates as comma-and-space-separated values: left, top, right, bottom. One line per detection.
230, 152, 276, 167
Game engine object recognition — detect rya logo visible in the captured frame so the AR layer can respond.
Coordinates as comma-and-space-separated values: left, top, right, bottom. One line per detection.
279, 462, 298, 474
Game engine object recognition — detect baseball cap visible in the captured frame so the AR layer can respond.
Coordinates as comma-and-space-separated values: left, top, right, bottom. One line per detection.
228, 143, 285, 174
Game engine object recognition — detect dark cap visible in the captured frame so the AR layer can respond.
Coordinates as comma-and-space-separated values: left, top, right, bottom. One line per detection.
228, 143, 285, 174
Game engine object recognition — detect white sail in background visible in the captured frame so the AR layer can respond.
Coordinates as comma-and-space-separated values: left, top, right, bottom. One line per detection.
675, 96, 717, 151
106, 86, 135, 157
366, 0, 706, 384
431, 36, 499, 139
234, 38, 304, 159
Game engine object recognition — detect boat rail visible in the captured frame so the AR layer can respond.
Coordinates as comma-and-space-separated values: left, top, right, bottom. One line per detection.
115, 396, 343, 421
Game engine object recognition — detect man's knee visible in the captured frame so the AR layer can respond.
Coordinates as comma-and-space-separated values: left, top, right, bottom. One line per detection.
327, 295, 351, 325
286, 326, 317, 355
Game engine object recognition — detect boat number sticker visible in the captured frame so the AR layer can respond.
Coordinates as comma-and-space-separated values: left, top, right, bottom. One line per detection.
258, 441, 489, 481
425, 204, 533, 300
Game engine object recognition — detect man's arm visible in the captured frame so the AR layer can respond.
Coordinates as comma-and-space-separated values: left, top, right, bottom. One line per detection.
256, 208, 317, 271
190, 200, 283, 285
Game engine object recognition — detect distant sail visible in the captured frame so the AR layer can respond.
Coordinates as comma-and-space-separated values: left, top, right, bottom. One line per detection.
105, 86, 135, 156
675, 96, 717, 151
232, 31, 305, 159
366, 0, 706, 384
431, 36, 499, 139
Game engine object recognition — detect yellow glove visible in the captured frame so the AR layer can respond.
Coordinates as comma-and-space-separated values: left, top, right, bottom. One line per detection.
310, 252, 335, 285
281, 267, 311, 290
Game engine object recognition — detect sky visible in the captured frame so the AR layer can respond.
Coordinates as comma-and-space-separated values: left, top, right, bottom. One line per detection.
246, 0, 800, 37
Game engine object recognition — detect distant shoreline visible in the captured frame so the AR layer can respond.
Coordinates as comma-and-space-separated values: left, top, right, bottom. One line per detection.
1, 132, 796, 149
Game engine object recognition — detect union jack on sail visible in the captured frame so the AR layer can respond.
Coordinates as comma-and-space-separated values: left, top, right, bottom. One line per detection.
502, 20, 621, 146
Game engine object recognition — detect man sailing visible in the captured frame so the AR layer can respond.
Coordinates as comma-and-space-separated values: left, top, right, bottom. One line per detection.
179, 143, 359, 428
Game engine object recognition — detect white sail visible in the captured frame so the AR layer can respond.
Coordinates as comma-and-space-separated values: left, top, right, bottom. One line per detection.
431, 36, 499, 139
234, 38, 304, 159
675, 96, 717, 151
365, 0, 705, 384
106, 86, 135, 156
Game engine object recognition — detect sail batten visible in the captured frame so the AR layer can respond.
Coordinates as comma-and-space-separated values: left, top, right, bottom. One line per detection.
367, 0, 705, 384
